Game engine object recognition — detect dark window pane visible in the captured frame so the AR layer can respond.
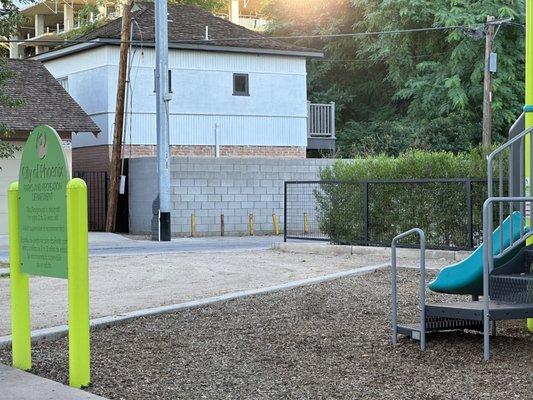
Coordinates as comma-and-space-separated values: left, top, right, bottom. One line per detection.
233, 74, 249, 95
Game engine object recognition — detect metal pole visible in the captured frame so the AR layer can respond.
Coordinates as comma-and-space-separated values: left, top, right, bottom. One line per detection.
482, 199, 493, 361
466, 178, 473, 249
526, 0, 533, 332
155, 0, 172, 241
419, 230, 426, 352
391, 241, 398, 346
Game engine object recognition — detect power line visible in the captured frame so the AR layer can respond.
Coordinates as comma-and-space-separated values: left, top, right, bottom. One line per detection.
0, 22, 491, 46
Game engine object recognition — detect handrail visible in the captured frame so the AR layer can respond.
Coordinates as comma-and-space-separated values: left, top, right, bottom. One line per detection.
482, 196, 533, 361
391, 228, 426, 351
487, 126, 533, 199
487, 126, 533, 169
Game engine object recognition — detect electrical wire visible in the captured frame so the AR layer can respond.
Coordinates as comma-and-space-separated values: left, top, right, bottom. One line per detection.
0, 22, 495, 46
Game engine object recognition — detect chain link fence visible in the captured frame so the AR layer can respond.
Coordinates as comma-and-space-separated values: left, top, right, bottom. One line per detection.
284, 179, 499, 250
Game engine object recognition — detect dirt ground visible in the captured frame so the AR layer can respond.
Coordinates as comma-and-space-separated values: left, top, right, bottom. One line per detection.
1, 268, 531, 400
0, 249, 437, 336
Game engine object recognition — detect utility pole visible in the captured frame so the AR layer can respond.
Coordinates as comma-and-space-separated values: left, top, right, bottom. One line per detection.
482, 15, 495, 155
155, 0, 172, 241
106, 1, 132, 232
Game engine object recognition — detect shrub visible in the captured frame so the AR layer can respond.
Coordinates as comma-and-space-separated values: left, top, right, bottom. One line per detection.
316, 150, 499, 249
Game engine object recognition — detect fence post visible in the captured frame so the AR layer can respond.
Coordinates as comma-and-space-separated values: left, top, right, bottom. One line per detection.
284, 182, 288, 242
364, 181, 369, 245
466, 178, 473, 249
330, 102, 336, 138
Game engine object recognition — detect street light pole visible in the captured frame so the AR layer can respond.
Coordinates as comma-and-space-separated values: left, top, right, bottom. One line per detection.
155, 0, 172, 241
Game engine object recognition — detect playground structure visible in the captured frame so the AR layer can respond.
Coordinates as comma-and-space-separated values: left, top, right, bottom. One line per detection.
391, 1, 533, 361
391, 127, 533, 360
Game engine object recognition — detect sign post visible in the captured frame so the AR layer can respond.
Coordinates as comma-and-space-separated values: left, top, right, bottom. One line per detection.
8, 125, 90, 388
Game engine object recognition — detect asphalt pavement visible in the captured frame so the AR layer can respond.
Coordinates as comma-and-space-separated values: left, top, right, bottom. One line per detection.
0, 233, 282, 261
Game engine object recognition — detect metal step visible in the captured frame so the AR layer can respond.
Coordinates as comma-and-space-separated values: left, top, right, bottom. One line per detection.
397, 324, 423, 341
491, 274, 533, 303
397, 317, 484, 342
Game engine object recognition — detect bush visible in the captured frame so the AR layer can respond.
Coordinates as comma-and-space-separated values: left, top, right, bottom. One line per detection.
335, 115, 486, 158
316, 150, 498, 249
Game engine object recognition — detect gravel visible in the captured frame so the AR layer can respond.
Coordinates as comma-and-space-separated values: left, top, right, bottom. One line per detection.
1, 268, 532, 399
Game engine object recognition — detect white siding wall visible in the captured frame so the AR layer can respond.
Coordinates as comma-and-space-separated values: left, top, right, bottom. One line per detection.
43, 46, 308, 149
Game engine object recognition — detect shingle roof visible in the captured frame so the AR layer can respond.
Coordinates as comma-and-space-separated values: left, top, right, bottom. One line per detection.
73, 2, 321, 56
0, 59, 100, 135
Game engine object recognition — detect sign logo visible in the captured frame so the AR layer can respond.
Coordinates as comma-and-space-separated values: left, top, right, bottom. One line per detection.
37, 132, 47, 160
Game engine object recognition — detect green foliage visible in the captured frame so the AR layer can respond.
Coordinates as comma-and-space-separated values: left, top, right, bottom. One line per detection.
321, 149, 488, 180
169, 0, 227, 12
0, 1, 32, 161
266, 0, 525, 156
316, 150, 492, 248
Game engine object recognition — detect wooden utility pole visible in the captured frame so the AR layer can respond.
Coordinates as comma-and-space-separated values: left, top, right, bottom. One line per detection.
106, 1, 132, 232
482, 15, 495, 155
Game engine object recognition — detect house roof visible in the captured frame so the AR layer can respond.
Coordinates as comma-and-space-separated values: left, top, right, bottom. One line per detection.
0, 59, 100, 136
49, 2, 322, 58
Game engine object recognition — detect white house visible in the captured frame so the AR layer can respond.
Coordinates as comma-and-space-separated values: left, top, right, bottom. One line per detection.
31, 2, 333, 173
0, 59, 99, 235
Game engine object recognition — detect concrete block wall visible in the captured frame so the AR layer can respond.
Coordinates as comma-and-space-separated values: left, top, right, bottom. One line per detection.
128, 157, 337, 236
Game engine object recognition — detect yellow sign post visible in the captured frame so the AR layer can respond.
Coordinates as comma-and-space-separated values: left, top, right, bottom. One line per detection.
8, 125, 90, 388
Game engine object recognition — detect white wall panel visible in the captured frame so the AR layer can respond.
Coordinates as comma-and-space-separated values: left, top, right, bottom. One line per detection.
44, 46, 309, 149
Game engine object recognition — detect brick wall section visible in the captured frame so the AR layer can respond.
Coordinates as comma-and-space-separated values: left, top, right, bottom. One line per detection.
74, 145, 306, 172
128, 157, 338, 236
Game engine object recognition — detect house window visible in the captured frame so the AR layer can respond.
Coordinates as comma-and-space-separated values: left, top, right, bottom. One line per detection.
57, 77, 68, 92
233, 73, 249, 96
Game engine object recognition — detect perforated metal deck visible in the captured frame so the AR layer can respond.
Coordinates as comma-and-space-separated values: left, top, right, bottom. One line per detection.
425, 301, 533, 321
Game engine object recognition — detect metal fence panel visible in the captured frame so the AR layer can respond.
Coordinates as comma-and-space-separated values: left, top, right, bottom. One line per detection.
73, 171, 108, 232
284, 179, 496, 250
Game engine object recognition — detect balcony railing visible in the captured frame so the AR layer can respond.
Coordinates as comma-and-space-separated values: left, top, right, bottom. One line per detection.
308, 102, 335, 138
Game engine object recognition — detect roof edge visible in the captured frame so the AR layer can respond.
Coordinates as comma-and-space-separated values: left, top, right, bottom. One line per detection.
31, 39, 324, 61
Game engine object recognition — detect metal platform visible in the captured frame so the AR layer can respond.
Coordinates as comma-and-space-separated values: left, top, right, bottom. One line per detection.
425, 300, 533, 321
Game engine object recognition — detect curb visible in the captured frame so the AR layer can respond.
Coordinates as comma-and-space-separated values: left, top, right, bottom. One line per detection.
0, 263, 391, 349
272, 242, 470, 262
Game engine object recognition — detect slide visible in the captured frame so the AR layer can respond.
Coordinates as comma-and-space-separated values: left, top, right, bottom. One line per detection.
428, 211, 528, 295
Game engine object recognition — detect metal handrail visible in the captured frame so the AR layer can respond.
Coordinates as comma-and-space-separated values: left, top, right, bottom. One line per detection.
487, 126, 533, 199
482, 197, 533, 361
391, 228, 426, 351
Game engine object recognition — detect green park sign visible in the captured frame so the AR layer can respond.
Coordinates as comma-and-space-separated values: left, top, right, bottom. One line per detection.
9, 125, 91, 388
19, 125, 70, 278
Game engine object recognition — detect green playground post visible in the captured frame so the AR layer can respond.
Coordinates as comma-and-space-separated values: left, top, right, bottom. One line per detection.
67, 178, 91, 388
526, 0, 533, 332
8, 182, 31, 371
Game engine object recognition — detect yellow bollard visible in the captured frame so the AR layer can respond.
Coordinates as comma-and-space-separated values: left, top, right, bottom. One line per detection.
303, 212, 309, 234
66, 178, 90, 388
191, 213, 196, 237
248, 213, 255, 236
8, 181, 32, 371
272, 212, 280, 235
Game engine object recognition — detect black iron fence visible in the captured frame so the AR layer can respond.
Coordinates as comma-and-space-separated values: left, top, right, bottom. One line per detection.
284, 179, 500, 250
73, 171, 108, 232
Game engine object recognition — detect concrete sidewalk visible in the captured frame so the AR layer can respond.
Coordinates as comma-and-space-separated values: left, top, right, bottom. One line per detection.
0, 364, 106, 399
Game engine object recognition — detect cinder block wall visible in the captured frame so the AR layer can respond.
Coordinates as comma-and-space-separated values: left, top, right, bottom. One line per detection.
128, 157, 337, 236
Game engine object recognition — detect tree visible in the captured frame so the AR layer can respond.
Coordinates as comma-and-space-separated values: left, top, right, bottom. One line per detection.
0, 1, 31, 162
265, 0, 525, 157
169, 0, 227, 12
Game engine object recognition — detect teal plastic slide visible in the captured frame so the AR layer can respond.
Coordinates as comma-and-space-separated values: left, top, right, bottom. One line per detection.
428, 211, 528, 295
